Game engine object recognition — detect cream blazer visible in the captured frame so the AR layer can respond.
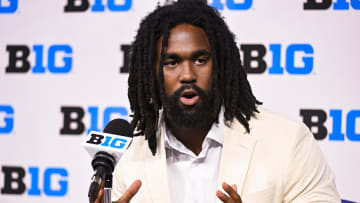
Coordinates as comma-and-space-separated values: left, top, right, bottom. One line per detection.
112, 108, 340, 203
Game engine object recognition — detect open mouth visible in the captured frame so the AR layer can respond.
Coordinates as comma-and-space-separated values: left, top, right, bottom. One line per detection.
179, 89, 199, 106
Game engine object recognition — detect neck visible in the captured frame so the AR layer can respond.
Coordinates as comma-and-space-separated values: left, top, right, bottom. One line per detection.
166, 121, 213, 155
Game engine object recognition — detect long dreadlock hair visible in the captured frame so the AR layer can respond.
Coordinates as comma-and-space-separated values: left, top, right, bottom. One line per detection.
128, 0, 262, 155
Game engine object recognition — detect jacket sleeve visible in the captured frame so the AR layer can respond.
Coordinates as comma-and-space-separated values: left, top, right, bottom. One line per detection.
283, 123, 341, 203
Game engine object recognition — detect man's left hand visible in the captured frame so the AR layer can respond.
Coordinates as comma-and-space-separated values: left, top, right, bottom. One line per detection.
216, 182, 243, 203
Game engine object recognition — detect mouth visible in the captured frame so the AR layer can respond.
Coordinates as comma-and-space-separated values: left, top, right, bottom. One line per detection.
179, 89, 199, 106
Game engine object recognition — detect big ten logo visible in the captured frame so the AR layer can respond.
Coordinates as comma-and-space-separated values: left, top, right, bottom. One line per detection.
241, 43, 314, 75
304, 0, 360, 10
0, 0, 17, 13
300, 109, 360, 141
64, 0, 132, 12
118, 43, 314, 75
5, 44, 73, 74
86, 132, 129, 149
0, 105, 14, 134
60, 106, 129, 135
209, 0, 252, 10
1, 166, 68, 196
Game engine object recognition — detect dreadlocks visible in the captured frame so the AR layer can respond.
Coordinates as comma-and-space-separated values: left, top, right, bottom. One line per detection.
128, 0, 261, 155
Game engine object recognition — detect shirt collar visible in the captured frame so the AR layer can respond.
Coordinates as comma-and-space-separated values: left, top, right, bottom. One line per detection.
162, 107, 225, 152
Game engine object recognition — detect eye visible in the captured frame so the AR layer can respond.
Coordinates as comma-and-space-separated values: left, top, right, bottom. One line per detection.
164, 60, 178, 68
194, 57, 208, 65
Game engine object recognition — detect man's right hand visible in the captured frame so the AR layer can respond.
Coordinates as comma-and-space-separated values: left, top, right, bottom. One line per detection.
94, 180, 142, 203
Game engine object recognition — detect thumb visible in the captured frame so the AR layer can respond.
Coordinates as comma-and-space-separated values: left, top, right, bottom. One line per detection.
115, 180, 142, 203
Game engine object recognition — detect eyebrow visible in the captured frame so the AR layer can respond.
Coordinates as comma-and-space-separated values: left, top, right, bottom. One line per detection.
191, 49, 211, 60
163, 53, 181, 61
163, 49, 211, 61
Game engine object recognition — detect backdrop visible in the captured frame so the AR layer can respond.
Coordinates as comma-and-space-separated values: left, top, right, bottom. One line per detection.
1, 0, 359, 202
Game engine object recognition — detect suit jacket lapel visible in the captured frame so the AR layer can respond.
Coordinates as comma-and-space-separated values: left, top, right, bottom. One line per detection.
217, 119, 257, 199
144, 123, 171, 203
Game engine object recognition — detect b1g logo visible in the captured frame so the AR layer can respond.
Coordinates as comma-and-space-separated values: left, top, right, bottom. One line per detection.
300, 109, 360, 141
60, 106, 129, 135
0, 105, 14, 134
64, 0, 132, 12
86, 132, 130, 149
304, 0, 360, 10
241, 44, 314, 75
119, 43, 314, 75
209, 0, 252, 10
5, 44, 73, 74
1, 166, 68, 196
0, 0, 17, 13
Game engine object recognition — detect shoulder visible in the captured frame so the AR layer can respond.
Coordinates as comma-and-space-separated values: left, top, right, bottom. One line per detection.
251, 107, 303, 130
227, 107, 315, 158
247, 107, 311, 143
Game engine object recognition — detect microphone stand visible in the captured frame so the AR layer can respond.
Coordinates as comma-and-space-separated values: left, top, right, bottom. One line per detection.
103, 173, 112, 203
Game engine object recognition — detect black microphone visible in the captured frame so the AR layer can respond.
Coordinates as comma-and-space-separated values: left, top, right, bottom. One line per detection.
83, 119, 133, 203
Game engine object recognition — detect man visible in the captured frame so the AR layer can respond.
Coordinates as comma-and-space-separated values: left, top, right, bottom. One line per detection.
95, 0, 340, 202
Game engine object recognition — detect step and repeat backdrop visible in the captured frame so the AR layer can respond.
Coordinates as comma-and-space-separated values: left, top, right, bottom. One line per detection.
1, 0, 359, 202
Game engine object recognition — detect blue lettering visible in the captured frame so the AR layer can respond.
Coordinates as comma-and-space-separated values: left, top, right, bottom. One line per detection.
226, 0, 252, 10
48, 45, 72, 73
91, 0, 131, 11
87, 107, 101, 134
0, 0, 17, 13
0, 105, 14, 134
209, 0, 251, 10
103, 107, 128, 128
108, 0, 131, 11
91, 0, 105, 12
346, 110, 360, 141
209, 0, 224, 10
329, 109, 345, 141
334, 0, 350, 9
28, 167, 41, 195
286, 44, 313, 74
101, 135, 112, 147
268, 44, 284, 74
110, 138, 127, 149
43, 168, 68, 196
32, 45, 46, 73
351, 0, 360, 9
87, 106, 129, 134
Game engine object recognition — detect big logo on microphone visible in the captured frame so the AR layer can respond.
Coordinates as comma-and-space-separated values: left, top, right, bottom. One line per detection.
84, 131, 132, 163
86, 132, 130, 149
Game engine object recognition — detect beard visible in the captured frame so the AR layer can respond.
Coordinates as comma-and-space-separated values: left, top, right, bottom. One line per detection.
163, 84, 218, 129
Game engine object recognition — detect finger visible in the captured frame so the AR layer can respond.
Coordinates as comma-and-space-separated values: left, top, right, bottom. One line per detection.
93, 181, 104, 203
231, 184, 237, 192
222, 182, 242, 203
93, 188, 104, 203
117, 180, 142, 203
216, 189, 230, 202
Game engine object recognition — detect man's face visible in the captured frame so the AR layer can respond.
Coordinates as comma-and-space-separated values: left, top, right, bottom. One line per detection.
155, 24, 214, 128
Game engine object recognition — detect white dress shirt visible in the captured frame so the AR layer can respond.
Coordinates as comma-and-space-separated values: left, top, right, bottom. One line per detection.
163, 115, 225, 203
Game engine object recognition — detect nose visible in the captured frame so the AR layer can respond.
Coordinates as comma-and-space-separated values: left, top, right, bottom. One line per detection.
179, 61, 196, 84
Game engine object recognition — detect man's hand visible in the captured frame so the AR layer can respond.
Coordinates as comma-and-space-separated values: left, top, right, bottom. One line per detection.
216, 182, 243, 203
94, 180, 142, 203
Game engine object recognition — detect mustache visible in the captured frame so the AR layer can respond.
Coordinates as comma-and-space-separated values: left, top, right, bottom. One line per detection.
171, 84, 207, 99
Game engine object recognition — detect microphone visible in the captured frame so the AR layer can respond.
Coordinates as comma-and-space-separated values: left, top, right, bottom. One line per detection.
83, 119, 133, 203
